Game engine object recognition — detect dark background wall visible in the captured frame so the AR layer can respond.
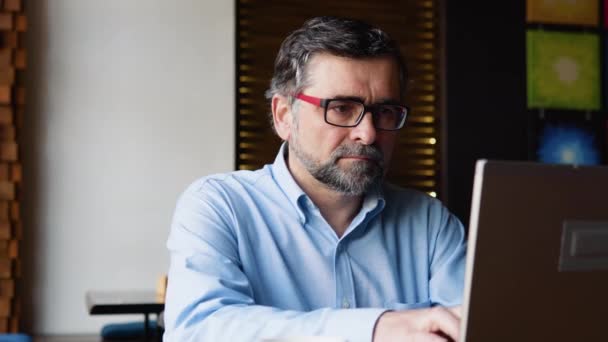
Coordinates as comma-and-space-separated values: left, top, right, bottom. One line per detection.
444, 1, 530, 224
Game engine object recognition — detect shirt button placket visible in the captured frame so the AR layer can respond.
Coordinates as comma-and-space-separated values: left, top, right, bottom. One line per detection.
335, 244, 343, 309
335, 242, 355, 310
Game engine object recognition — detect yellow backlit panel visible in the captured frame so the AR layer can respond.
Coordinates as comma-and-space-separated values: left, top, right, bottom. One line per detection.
408, 180, 436, 188
406, 127, 435, 134
409, 148, 435, 155
239, 153, 259, 160
413, 42, 434, 50
527, 0, 598, 26
418, 1, 433, 9
414, 32, 434, 40
239, 120, 263, 128
417, 21, 434, 30
412, 64, 434, 72
407, 159, 436, 166
238, 164, 257, 171
239, 76, 256, 82
405, 169, 436, 177
418, 11, 434, 20
414, 52, 434, 61
239, 109, 255, 115
239, 131, 263, 138
415, 84, 435, 92
411, 105, 435, 113
407, 116, 435, 124
414, 95, 435, 102
405, 137, 437, 145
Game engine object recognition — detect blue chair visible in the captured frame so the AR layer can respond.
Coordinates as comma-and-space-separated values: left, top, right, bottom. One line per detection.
101, 320, 161, 340
0, 334, 31, 342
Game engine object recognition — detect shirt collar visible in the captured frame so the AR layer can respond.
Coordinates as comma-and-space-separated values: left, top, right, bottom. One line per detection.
270, 142, 386, 225
270, 143, 308, 223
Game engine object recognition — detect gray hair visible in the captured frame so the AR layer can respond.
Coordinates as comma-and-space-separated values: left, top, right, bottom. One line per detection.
265, 16, 408, 132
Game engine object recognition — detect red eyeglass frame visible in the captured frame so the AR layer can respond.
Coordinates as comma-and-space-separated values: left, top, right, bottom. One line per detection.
294, 93, 408, 130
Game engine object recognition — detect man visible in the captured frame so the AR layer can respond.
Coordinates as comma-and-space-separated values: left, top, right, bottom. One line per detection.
164, 16, 466, 342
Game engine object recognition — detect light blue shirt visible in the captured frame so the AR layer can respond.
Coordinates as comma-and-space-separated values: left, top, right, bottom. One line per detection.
164, 144, 466, 342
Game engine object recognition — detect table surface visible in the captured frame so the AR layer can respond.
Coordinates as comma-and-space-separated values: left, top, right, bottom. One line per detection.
86, 290, 165, 315
34, 335, 159, 342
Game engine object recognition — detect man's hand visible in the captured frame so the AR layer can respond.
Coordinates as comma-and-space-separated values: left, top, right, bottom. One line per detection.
373, 306, 461, 342
447, 305, 461, 319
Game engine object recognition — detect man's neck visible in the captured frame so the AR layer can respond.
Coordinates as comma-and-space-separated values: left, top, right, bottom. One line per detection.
286, 150, 363, 238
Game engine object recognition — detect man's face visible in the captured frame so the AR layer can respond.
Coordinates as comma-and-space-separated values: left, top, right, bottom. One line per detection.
285, 53, 401, 195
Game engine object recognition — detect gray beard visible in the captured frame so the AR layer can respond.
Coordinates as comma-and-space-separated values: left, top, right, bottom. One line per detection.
289, 140, 385, 196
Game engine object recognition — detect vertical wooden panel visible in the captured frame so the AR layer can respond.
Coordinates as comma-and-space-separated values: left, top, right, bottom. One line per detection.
0, 86, 10, 104
0, 33, 17, 49
0, 107, 11, 125
4, 0, 22, 12
0, 126, 16, 141
0, 182, 14, 200
0, 279, 14, 297
0, 259, 11, 278
0, 0, 22, 332
0, 221, 10, 240
0, 142, 17, 161
0, 14, 12, 31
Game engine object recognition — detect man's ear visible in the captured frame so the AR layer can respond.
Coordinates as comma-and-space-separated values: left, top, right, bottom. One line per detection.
271, 94, 293, 141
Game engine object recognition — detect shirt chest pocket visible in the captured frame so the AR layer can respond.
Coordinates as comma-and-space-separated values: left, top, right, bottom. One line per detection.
384, 300, 432, 310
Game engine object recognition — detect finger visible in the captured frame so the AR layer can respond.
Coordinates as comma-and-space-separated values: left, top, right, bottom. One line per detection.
447, 305, 462, 319
410, 332, 448, 342
435, 331, 457, 342
426, 307, 460, 341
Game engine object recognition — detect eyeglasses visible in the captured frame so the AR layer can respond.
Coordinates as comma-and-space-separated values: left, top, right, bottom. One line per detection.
295, 93, 408, 131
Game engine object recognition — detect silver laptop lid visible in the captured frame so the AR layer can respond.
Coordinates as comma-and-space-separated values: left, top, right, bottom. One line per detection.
461, 160, 608, 342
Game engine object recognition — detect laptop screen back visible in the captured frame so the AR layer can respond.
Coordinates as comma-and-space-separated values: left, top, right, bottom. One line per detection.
461, 160, 608, 342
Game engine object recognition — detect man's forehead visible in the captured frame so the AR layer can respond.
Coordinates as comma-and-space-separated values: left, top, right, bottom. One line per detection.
303, 53, 401, 95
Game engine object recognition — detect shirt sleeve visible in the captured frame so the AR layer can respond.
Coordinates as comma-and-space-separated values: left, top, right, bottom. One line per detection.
163, 180, 386, 342
428, 200, 467, 306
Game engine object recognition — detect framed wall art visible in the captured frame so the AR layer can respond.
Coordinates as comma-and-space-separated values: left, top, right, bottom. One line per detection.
527, 0, 598, 26
527, 30, 600, 110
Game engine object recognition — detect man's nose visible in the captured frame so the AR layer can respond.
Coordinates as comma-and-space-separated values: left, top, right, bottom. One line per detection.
350, 111, 377, 145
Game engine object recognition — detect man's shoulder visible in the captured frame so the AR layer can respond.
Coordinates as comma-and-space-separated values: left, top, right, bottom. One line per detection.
183, 166, 274, 199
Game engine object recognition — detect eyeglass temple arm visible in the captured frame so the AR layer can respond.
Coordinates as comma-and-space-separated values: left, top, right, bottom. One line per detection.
295, 93, 323, 107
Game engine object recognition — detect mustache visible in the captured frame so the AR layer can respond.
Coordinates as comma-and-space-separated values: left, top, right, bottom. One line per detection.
330, 144, 384, 165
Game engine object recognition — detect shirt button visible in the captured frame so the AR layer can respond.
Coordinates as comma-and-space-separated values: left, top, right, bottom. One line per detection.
342, 299, 350, 309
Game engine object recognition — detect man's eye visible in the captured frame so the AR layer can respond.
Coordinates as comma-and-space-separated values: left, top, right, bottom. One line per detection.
329, 102, 357, 114
334, 105, 350, 113
378, 106, 398, 115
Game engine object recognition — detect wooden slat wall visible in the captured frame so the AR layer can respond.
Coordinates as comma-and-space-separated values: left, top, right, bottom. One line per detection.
0, 0, 23, 333
237, 0, 442, 196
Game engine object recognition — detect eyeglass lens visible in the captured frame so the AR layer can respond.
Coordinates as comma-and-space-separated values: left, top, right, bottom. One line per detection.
325, 99, 405, 129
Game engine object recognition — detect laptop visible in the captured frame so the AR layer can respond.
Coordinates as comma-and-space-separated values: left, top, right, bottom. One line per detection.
460, 160, 608, 341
